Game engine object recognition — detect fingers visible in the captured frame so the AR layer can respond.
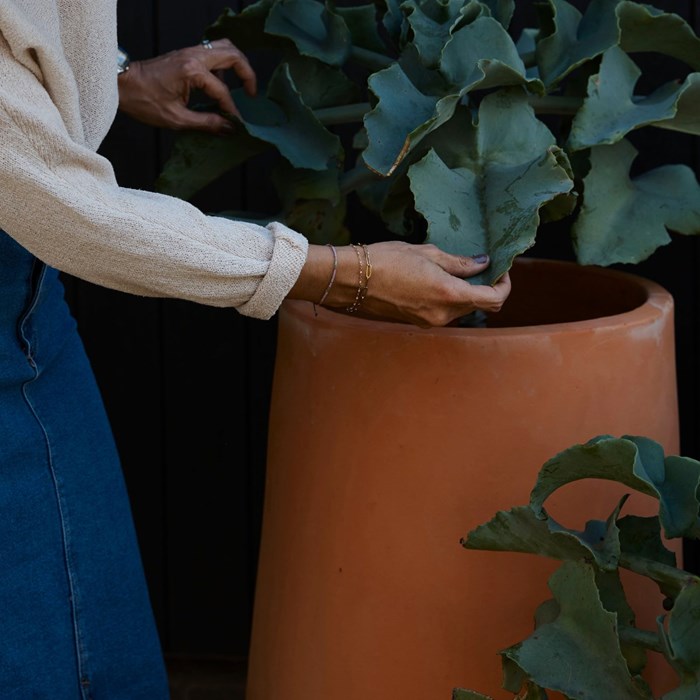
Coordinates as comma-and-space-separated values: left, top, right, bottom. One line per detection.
419, 244, 491, 280
463, 272, 512, 313
199, 38, 258, 96
192, 69, 241, 120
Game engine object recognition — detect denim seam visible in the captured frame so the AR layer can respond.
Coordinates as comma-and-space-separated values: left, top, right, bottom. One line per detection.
19, 263, 92, 700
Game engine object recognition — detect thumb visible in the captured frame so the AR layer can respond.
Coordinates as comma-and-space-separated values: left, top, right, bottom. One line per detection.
437, 252, 491, 279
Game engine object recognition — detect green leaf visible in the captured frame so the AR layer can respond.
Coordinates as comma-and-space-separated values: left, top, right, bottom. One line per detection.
535, 0, 700, 88
271, 160, 341, 209
402, 0, 466, 67
480, 0, 514, 29
653, 73, 700, 137
462, 504, 603, 563
335, 4, 386, 53
440, 16, 543, 94
408, 90, 573, 284
596, 568, 647, 675
234, 63, 341, 170
155, 129, 268, 201
573, 139, 700, 267
452, 689, 493, 700
569, 47, 700, 151
205, 1, 291, 52
270, 157, 346, 243
618, 516, 677, 569
501, 561, 654, 700
285, 55, 360, 109
548, 495, 626, 571
529, 435, 700, 540
535, 0, 619, 87
380, 0, 405, 41
618, 1, 700, 71
664, 582, 700, 695
357, 172, 418, 239
362, 63, 460, 176
265, 0, 352, 66
500, 654, 551, 698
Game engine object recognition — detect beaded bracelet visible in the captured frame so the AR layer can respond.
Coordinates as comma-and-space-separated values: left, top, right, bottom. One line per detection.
346, 243, 370, 314
313, 243, 338, 316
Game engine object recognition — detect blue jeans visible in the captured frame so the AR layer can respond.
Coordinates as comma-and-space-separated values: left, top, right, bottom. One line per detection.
0, 230, 169, 699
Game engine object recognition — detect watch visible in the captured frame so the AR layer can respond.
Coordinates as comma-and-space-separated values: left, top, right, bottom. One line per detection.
117, 47, 130, 75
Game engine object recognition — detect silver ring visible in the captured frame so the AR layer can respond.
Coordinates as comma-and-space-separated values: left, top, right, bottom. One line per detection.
201, 39, 214, 50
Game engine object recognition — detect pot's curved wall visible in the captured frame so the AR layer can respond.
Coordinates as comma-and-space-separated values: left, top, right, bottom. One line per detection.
248, 260, 680, 700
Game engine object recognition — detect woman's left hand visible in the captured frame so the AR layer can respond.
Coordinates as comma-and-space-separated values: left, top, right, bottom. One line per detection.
117, 38, 256, 134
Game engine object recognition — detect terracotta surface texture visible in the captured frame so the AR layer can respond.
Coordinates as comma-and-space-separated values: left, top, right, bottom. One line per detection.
247, 258, 681, 700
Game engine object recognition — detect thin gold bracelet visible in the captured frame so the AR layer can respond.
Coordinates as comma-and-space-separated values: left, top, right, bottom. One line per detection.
313, 244, 337, 316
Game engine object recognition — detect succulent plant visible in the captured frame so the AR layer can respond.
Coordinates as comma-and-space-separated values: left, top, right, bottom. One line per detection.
157, 0, 700, 285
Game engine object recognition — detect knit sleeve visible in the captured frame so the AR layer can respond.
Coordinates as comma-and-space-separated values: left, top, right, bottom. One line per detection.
0, 37, 308, 320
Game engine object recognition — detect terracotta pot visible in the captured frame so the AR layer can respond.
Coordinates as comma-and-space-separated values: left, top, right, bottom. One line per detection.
246, 258, 681, 700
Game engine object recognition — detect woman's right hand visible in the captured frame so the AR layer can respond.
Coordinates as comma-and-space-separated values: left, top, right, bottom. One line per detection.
288, 241, 512, 328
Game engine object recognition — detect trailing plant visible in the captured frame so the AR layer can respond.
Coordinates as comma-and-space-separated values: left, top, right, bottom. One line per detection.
157, 0, 700, 285
455, 435, 700, 700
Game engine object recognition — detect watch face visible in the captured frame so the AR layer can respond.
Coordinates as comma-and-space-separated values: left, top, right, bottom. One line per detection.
117, 47, 130, 75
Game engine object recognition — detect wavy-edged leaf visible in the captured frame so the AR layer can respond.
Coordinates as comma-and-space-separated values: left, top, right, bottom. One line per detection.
270, 161, 347, 243
285, 55, 360, 109
529, 435, 700, 540
380, 0, 405, 41
402, 0, 467, 67
335, 4, 386, 52
205, 1, 291, 52
501, 561, 653, 700
618, 516, 677, 569
535, 0, 619, 87
440, 16, 543, 94
653, 73, 700, 137
573, 139, 700, 267
235, 63, 341, 170
265, 0, 352, 66
363, 63, 460, 176
462, 504, 605, 563
452, 689, 493, 700
618, 1, 700, 71
408, 90, 572, 284
156, 129, 268, 201
501, 656, 549, 698
271, 159, 341, 209
569, 47, 700, 150
665, 582, 700, 694
480, 0, 514, 29
596, 568, 647, 676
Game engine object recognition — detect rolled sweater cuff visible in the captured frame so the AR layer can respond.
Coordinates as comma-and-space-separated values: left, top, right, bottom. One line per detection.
238, 221, 309, 320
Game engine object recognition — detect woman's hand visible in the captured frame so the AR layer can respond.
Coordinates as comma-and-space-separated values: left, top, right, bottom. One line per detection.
289, 241, 512, 328
117, 38, 256, 134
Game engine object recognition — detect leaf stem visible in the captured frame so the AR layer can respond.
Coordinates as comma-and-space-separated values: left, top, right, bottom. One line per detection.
340, 163, 381, 195
527, 95, 583, 115
314, 103, 371, 125
619, 553, 700, 596
349, 46, 394, 72
618, 625, 665, 654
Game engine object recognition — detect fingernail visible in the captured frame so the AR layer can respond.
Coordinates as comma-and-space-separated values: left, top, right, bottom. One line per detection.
472, 254, 489, 264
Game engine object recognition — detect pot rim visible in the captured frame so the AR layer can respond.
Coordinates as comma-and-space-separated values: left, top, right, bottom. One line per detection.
282, 257, 673, 337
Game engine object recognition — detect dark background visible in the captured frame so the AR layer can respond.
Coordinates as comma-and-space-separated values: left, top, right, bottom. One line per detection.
61, 0, 700, 667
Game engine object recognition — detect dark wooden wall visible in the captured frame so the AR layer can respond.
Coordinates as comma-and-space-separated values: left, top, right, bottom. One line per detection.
61, 0, 700, 662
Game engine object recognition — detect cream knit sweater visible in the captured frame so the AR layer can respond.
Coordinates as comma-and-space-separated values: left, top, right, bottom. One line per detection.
0, 0, 309, 319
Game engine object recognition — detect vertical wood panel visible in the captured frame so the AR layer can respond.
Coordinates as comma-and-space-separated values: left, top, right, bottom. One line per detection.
154, 0, 267, 656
